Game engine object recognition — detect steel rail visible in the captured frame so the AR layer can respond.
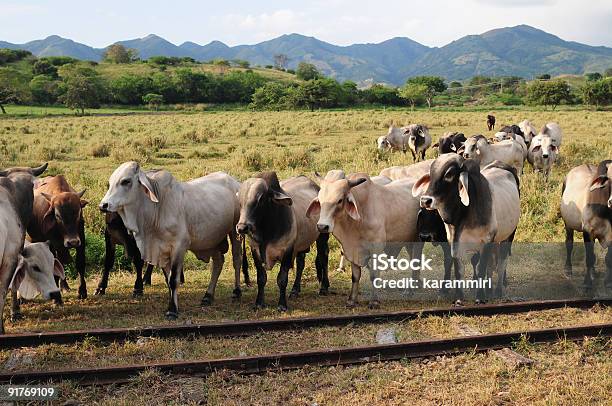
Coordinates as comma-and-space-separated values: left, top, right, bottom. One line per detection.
0, 322, 610, 385
1, 299, 609, 350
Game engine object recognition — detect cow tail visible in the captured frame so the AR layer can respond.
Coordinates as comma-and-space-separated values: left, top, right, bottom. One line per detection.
241, 237, 250, 284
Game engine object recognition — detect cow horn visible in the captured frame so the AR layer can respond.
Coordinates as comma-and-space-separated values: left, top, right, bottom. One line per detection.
30, 163, 48, 177
348, 178, 367, 188
77, 189, 87, 198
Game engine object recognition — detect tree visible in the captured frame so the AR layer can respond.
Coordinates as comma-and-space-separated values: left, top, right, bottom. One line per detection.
110, 74, 154, 104
0, 68, 31, 113
469, 76, 492, 86
581, 78, 612, 107
398, 83, 427, 109
273, 54, 289, 70
585, 72, 602, 82
212, 59, 230, 74
249, 82, 288, 110
103, 44, 138, 63
361, 84, 403, 106
296, 62, 320, 81
142, 93, 164, 110
405, 76, 447, 108
30, 74, 61, 104
59, 66, 105, 115
233, 59, 250, 69
537, 74, 551, 80
0, 49, 32, 65
32, 59, 58, 77
287, 78, 343, 111
526, 79, 571, 110
449, 81, 462, 88
172, 69, 215, 102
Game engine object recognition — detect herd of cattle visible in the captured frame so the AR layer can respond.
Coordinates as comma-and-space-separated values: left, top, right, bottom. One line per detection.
0, 116, 610, 334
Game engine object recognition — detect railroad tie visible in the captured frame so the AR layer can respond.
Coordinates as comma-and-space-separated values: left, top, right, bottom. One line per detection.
455, 324, 535, 368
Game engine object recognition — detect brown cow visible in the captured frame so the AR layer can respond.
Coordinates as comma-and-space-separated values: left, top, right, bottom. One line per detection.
28, 175, 88, 299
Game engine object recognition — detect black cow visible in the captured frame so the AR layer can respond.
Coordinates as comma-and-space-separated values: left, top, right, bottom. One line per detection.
487, 115, 496, 131
433, 132, 466, 155
236, 172, 329, 311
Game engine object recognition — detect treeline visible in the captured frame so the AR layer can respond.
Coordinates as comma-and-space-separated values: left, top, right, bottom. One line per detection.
1, 47, 611, 114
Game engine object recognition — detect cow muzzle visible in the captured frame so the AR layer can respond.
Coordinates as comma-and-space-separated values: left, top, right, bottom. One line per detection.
317, 223, 331, 233
420, 196, 435, 210
49, 290, 63, 306
99, 202, 111, 212
236, 223, 252, 235
64, 237, 81, 248
418, 233, 434, 242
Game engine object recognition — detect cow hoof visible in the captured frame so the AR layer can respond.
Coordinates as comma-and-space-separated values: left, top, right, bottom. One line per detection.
475, 299, 487, 305
60, 279, 71, 291
94, 288, 106, 295
277, 305, 288, 312
232, 288, 242, 300
368, 301, 381, 310
453, 299, 464, 307
11, 312, 24, 322
318, 288, 329, 296
201, 293, 214, 306
336, 267, 345, 273
289, 290, 300, 299
165, 311, 178, 320
346, 300, 357, 308
132, 289, 144, 298
78, 289, 87, 300
244, 280, 253, 288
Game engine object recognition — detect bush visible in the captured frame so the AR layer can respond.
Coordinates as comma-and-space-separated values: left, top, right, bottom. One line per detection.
0, 48, 32, 65
91, 144, 111, 157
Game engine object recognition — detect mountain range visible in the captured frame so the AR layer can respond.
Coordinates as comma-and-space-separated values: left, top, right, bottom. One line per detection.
2, 25, 612, 84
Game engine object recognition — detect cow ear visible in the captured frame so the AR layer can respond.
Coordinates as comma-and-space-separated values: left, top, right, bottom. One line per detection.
450, 143, 457, 151
40, 192, 53, 202
138, 172, 159, 203
53, 259, 66, 280
458, 172, 470, 206
348, 177, 367, 189
532, 145, 541, 152
306, 197, 321, 219
432, 142, 439, 148
272, 191, 292, 206
457, 145, 465, 155
589, 175, 609, 191
42, 206, 56, 234
313, 172, 323, 183
346, 193, 361, 221
10, 258, 27, 290
412, 174, 430, 197
80, 199, 89, 208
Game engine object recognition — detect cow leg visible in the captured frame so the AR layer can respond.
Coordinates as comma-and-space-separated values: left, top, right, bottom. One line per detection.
470, 253, 480, 280
290, 252, 306, 298
143, 264, 154, 285
440, 242, 452, 295
166, 260, 183, 320
476, 243, 494, 303
583, 232, 595, 288
241, 238, 251, 287
452, 257, 465, 303
277, 249, 293, 312
495, 242, 512, 298
315, 233, 330, 295
252, 248, 267, 309
76, 220, 87, 299
421, 150, 426, 161
10, 289, 23, 322
564, 228, 574, 277
337, 254, 346, 272
96, 229, 115, 295
202, 251, 224, 306
604, 246, 612, 289
229, 231, 243, 299
347, 262, 361, 308
410, 150, 417, 162
132, 255, 145, 298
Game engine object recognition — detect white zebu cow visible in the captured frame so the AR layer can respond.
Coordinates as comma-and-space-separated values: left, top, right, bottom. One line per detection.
518, 120, 537, 146
538, 122, 562, 148
377, 125, 408, 153
527, 134, 558, 177
461, 135, 524, 174
100, 162, 243, 319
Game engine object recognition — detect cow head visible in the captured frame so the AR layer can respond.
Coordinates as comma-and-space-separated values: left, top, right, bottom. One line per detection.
460, 135, 487, 160
100, 161, 158, 215
589, 161, 612, 209
236, 172, 292, 239
531, 135, 557, 161
0, 163, 48, 178
377, 136, 391, 152
307, 171, 366, 233
39, 189, 87, 248
11, 242, 63, 304
412, 154, 476, 224
405, 125, 427, 146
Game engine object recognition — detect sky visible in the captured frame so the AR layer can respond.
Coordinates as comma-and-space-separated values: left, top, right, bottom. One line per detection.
1, 0, 611, 48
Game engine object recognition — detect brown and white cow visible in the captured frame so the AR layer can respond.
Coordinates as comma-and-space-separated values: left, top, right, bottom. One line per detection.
0, 163, 47, 334
236, 172, 329, 311
560, 161, 611, 288
307, 171, 421, 308
100, 163, 244, 319
28, 175, 88, 298
412, 156, 521, 302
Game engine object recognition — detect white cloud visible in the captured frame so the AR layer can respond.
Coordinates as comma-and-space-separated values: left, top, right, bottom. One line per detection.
0, 3, 45, 16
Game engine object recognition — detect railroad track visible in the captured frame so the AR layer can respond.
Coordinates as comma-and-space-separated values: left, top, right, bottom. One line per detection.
1, 323, 610, 385
1, 299, 609, 350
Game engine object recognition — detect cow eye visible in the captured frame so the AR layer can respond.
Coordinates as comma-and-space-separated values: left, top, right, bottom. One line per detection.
120, 179, 131, 187
337, 199, 343, 204
443, 169, 456, 182
32, 266, 41, 273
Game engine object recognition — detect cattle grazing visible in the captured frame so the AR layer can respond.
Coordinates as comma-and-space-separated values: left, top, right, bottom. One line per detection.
527, 134, 558, 177
433, 132, 466, 155
307, 171, 421, 308
405, 124, 432, 162
27, 176, 88, 299
379, 159, 434, 181
236, 172, 329, 311
100, 163, 244, 319
560, 161, 611, 288
460, 135, 524, 174
0, 163, 48, 334
538, 122, 562, 148
96, 212, 156, 297
377, 125, 408, 153
10, 241, 64, 321
518, 120, 537, 146
487, 115, 496, 131
413, 156, 521, 301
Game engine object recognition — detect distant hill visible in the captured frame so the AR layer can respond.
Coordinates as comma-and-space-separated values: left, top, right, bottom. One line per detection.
3, 25, 612, 84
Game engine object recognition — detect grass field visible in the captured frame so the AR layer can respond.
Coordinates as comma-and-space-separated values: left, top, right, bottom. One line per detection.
0, 108, 611, 404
